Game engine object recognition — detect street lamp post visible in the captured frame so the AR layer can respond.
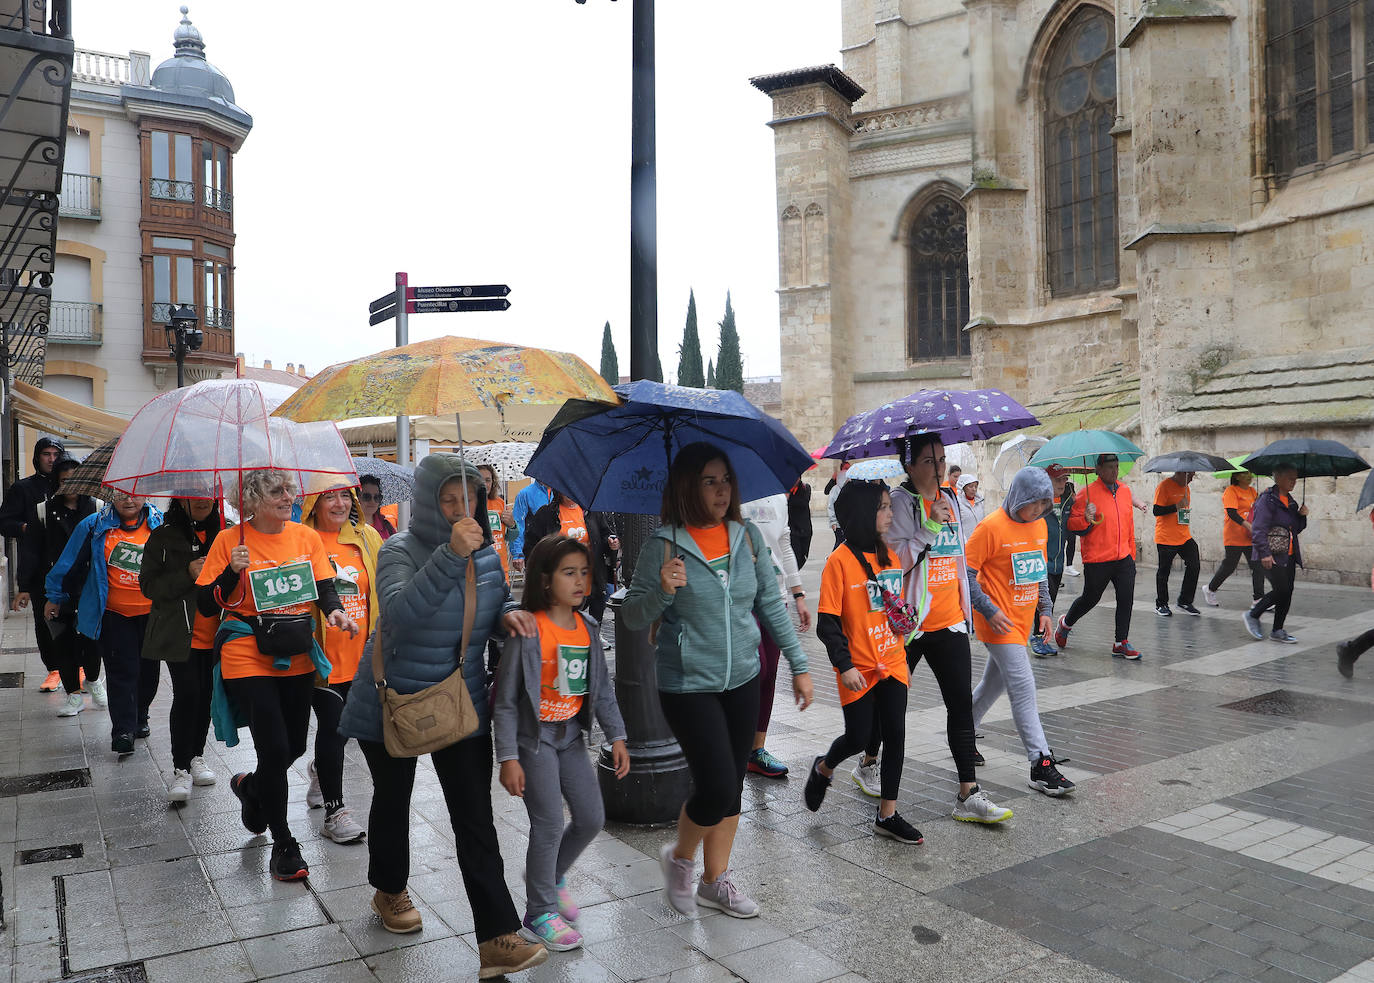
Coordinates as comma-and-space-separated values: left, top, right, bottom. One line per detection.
164, 304, 202, 389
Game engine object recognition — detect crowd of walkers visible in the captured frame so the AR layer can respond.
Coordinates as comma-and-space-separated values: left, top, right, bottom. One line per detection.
0, 427, 1366, 978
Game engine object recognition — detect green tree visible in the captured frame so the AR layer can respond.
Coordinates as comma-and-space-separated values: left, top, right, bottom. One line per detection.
707, 359, 716, 388
714, 291, 744, 393
677, 290, 705, 388
599, 321, 620, 386
653, 351, 664, 383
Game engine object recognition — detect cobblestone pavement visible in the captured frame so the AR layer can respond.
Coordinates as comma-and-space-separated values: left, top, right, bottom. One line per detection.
2, 546, 1373, 983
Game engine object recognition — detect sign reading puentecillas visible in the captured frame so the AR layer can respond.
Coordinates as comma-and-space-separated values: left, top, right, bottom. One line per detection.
368, 272, 512, 526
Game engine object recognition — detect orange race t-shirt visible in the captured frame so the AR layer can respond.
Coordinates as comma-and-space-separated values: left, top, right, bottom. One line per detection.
487, 496, 510, 577
965, 509, 1049, 646
686, 524, 731, 588
1154, 478, 1193, 546
817, 547, 909, 706
534, 610, 589, 721
317, 528, 370, 683
104, 523, 153, 617
916, 492, 966, 632
1221, 485, 1258, 548
195, 522, 335, 679
559, 502, 589, 544
190, 529, 219, 649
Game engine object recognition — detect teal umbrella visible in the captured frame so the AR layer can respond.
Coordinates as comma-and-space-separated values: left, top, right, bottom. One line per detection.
1028, 430, 1145, 471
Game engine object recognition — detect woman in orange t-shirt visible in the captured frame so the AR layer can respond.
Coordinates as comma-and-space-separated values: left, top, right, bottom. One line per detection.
1204, 471, 1264, 605
804, 481, 923, 845
196, 469, 358, 883
522, 490, 618, 622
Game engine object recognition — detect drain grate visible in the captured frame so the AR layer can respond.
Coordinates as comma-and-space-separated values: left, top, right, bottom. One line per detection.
17, 843, 83, 865
0, 767, 92, 798
0, 672, 23, 688
66, 963, 149, 983
1220, 689, 1374, 726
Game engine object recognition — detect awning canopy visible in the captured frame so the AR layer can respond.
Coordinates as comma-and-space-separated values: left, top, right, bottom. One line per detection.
10, 379, 127, 441
338, 403, 563, 449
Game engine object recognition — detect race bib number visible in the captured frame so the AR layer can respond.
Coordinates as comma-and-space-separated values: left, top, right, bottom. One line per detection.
248, 560, 318, 612
556, 643, 589, 697
707, 553, 730, 589
929, 523, 963, 559
331, 559, 361, 597
1177, 507, 1190, 526
866, 568, 903, 612
108, 542, 145, 575
488, 510, 502, 533
1011, 550, 1047, 586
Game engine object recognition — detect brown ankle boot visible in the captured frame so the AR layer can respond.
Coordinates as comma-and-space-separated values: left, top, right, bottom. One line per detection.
371, 889, 422, 934
478, 931, 548, 979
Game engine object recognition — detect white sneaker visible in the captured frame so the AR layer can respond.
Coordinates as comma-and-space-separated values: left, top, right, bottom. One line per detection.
57, 692, 84, 717
1064, 566, 1081, 578
88, 677, 107, 708
1202, 587, 1219, 607
951, 786, 1013, 824
306, 759, 323, 809
321, 807, 366, 843
188, 756, 217, 786
851, 759, 881, 798
167, 768, 192, 804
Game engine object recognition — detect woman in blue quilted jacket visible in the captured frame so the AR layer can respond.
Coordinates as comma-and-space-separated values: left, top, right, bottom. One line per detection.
337, 454, 548, 978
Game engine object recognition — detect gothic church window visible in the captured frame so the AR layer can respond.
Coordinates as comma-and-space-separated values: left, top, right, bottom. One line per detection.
1043, 6, 1118, 296
907, 195, 970, 360
1266, 0, 1374, 178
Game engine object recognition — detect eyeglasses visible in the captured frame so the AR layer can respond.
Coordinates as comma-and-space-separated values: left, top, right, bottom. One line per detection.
359, 493, 381, 503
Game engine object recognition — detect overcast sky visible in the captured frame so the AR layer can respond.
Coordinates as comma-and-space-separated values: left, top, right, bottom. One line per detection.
74, 1, 840, 381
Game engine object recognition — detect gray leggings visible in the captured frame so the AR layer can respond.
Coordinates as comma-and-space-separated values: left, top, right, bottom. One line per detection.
971, 642, 1050, 763
519, 719, 605, 919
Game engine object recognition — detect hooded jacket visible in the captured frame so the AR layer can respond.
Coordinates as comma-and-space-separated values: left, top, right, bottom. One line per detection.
964, 467, 1054, 625
1043, 481, 1075, 576
955, 474, 986, 530
622, 520, 807, 693
885, 480, 994, 637
17, 481, 96, 596
0, 436, 65, 540
1251, 484, 1307, 568
1067, 475, 1137, 564
139, 500, 224, 662
301, 487, 384, 653
45, 502, 164, 639
338, 454, 518, 745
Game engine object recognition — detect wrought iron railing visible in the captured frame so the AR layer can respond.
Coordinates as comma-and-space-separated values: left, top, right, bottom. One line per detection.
58, 171, 99, 218
151, 302, 232, 330
203, 186, 232, 213
49, 300, 100, 343
149, 178, 194, 202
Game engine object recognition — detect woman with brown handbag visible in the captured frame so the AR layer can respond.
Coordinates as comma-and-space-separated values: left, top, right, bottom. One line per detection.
337, 454, 549, 979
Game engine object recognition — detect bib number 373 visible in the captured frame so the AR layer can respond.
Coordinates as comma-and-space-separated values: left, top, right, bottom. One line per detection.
248, 560, 318, 612
1011, 550, 1048, 586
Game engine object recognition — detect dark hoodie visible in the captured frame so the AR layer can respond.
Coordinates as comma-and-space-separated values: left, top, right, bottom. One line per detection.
0, 436, 65, 540
141, 500, 225, 662
16, 461, 96, 597
964, 467, 1055, 625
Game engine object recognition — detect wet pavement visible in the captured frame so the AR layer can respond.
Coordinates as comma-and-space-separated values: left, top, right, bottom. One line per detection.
2, 548, 1373, 983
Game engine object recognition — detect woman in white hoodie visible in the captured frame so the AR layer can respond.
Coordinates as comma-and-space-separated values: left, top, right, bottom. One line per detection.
956, 474, 986, 531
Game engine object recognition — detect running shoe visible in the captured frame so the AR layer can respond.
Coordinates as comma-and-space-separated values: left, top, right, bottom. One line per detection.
111, 732, 134, 755
1111, 640, 1141, 661
746, 747, 789, 778
270, 837, 309, 881
306, 759, 323, 808
1029, 755, 1075, 797
874, 811, 923, 844
1065, 566, 1080, 578
1155, 604, 1172, 617
696, 870, 759, 918
952, 786, 1012, 824
1270, 629, 1298, 644
167, 768, 192, 804
1053, 616, 1071, 650
57, 692, 83, 717
321, 807, 366, 844
804, 756, 831, 812
521, 912, 582, 951
1177, 603, 1201, 616
1338, 640, 1358, 679
555, 877, 580, 922
972, 748, 986, 768
39, 670, 60, 692
231, 772, 267, 835
88, 677, 107, 708
1202, 587, 1219, 607
851, 758, 881, 798
659, 843, 696, 915
188, 756, 216, 786
1243, 611, 1265, 640
372, 889, 423, 934
1029, 635, 1058, 658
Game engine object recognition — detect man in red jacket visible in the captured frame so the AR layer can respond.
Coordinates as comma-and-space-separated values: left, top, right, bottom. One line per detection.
1053, 454, 1148, 660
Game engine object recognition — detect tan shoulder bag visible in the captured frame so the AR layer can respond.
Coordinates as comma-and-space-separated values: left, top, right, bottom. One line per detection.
373, 557, 480, 757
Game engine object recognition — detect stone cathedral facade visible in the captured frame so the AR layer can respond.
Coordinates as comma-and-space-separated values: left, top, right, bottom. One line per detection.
753, 0, 1374, 583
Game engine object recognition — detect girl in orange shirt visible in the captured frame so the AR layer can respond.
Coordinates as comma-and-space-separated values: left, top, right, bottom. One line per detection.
804, 481, 923, 844
1203, 471, 1264, 606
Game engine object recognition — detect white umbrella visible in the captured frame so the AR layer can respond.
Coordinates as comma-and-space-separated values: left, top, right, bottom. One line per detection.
463, 441, 539, 481
992, 434, 1050, 490
846, 458, 904, 481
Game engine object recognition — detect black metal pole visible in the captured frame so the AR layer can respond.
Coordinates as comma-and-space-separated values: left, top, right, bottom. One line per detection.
628, 0, 656, 382
174, 331, 185, 389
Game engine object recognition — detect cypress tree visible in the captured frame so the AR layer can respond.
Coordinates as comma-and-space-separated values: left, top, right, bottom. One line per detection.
714, 291, 744, 394
677, 290, 705, 388
653, 351, 664, 383
707, 359, 716, 388
599, 321, 619, 386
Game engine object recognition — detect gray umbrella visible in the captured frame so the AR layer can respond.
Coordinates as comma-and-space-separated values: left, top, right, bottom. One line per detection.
351, 457, 414, 506
1143, 450, 1234, 474
1358, 470, 1374, 512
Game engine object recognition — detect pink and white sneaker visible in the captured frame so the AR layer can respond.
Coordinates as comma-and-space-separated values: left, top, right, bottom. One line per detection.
520, 911, 582, 951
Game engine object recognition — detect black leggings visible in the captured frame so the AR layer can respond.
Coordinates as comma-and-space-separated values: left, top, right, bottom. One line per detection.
222, 672, 314, 841
1066, 557, 1136, 642
1251, 563, 1297, 631
1064, 535, 1076, 567
826, 677, 907, 800
54, 622, 100, 695
166, 648, 213, 770
866, 628, 978, 784
1156, 540, 1200, 607
311, 681, 351, 807
1208, 545, 1265, 599
1342, 628, 1374, 664
659, 675, 761, 827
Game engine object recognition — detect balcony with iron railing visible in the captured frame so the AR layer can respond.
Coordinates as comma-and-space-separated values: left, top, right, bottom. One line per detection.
49, 300, 101, 344
58, 171, 99, 218
149, 178, 194, 203
151, 302, 232, 329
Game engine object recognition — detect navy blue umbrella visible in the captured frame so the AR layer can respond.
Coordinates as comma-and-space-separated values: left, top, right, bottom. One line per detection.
525, 381, 813, 515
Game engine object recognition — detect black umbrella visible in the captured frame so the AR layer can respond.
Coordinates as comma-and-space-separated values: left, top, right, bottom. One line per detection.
1241, 438, 1370, 478
1143, 450, 1233, 474
1357, 470, 1374, 512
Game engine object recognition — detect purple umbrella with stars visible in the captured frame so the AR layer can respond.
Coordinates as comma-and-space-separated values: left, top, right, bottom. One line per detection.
822, 389, 1039, 461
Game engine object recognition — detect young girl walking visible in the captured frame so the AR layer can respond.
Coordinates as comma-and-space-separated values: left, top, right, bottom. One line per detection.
804, 481, 923, 844
493, 535, 630, 951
